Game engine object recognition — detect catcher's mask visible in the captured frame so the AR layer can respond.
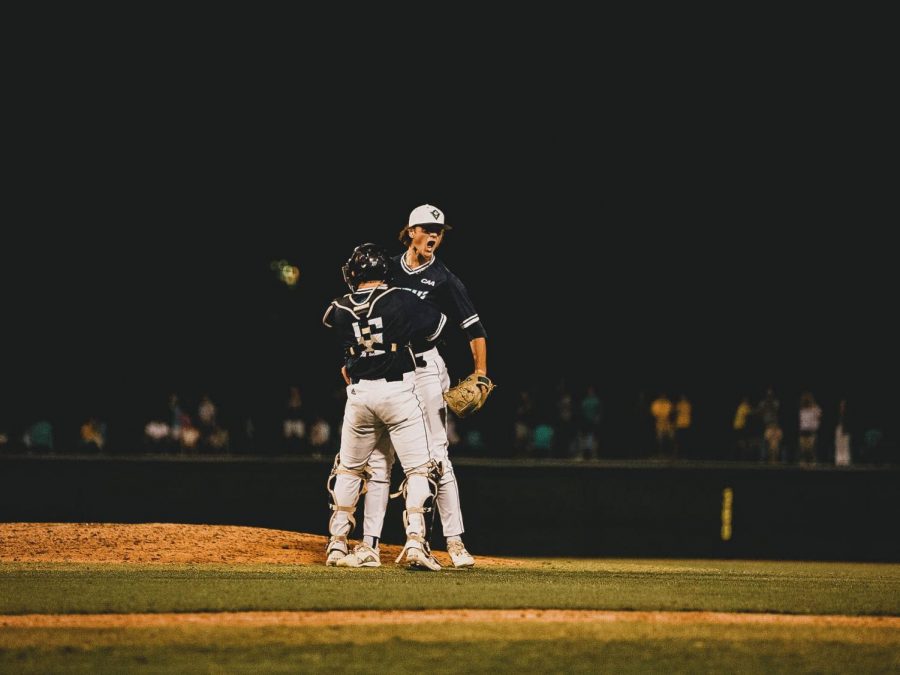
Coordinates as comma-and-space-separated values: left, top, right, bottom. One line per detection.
342, 243, 391, 291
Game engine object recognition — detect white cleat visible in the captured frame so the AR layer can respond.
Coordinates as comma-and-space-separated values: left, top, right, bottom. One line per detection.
447, 540, 475, 568
396, 542, 442, 571
337, 543, 381, 568
325, 537, 348, 567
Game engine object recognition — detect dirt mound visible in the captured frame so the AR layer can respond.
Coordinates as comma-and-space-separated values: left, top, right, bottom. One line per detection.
0, 523, 516, 567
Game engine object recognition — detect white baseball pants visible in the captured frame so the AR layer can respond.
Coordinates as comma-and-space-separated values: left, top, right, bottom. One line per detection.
329, 372, 434, 541
363, 347, 465, 540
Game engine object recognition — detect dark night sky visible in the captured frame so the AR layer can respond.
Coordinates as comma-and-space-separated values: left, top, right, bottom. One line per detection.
3, 54, 896, 446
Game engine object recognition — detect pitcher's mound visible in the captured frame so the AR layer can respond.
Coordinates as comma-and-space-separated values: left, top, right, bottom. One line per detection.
0, 523, 516, 567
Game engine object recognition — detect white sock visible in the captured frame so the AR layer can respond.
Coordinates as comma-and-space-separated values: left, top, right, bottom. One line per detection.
363, 535, 379, 549
447, 535, 462, 544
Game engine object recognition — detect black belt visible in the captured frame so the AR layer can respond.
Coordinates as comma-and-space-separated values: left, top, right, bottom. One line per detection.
351, 368, 414, 384
413, 337, 445, 354
347, 343, 399, 357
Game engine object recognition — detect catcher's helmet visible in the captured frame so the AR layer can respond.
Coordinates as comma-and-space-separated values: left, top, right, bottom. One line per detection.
342, 243, 391, 291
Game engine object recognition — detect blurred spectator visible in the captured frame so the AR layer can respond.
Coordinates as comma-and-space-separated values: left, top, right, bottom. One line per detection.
756, 387, 781, 461
733, 396, 753, 460
763, 422, 783, 463
160, 392, 200, 454
23, 420, 54, 452
577, 385, 602, 460
531, 421, 555, 458
194, 394, 230, 453
673, 394, 692, 458
79, 417, 107, 452
309, 415, 332, 458
862, 427, 884, 464
554, 380, 576, 459
513, 390, 535, 456
464, 428, 486, 454
204, 425, 230, 453
834, 399, 851, 466
757, 387, 780, 427
179, 414, 201, 453
168, 393, 184, 446
143, 420, 171, 451
197, 394, 218, 436
798, 391, 822, 465
282, 385, 307, 453
650, 393, 675, 458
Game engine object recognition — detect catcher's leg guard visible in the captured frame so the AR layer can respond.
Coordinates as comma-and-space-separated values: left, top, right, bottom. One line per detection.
392, 461, 442, 568
326, 454, 373, 553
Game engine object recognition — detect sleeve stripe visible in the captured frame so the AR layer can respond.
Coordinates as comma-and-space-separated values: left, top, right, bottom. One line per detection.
333, 304, 361, 320
427, 313, 447, 342
460, 314, 480, 329
324, 302, 362, 326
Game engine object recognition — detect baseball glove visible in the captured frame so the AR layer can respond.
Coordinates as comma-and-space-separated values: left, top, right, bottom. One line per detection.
443, 373, 496, 418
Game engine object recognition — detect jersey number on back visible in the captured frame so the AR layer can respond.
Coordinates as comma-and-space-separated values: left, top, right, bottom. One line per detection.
352, 317, 384, 356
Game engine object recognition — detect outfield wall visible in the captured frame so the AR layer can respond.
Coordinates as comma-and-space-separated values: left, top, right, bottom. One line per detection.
1, 456, 897, 562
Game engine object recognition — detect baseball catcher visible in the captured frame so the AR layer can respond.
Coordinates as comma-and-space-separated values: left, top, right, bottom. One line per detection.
443, 373, 496, 418
322, 242, 447, 571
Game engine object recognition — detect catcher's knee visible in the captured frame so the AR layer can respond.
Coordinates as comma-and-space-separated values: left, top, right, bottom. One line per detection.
328, 453, 374, 487
389, 460, 441, 502
404, 459, 443, 489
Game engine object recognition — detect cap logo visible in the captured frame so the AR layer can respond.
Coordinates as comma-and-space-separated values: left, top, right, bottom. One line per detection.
430, 209, 441, 220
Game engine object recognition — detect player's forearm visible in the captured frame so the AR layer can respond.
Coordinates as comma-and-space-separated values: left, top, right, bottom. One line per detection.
469, 337, 487, 375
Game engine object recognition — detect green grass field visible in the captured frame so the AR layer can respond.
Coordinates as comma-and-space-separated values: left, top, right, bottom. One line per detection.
2, 559, 899, 673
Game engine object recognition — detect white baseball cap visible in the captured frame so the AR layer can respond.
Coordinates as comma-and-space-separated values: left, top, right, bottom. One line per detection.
408, 204, 452, 230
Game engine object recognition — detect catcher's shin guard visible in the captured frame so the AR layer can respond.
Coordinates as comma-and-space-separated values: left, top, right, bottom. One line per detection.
391, 460, 442, 554
326, 454, 373, 540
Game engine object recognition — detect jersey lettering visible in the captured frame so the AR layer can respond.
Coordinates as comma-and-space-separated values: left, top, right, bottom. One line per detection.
352, 316, 385, 356
399, 286, 429, 299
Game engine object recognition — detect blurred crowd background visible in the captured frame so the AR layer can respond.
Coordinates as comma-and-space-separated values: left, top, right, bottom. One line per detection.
3, 379, 894, 467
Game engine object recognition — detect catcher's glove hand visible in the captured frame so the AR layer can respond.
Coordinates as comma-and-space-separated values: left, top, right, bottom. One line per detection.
443, 373, 496, 418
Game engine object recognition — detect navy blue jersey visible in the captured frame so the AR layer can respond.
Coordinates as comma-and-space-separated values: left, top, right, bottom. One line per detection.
322, 285, 447, 382
390, 254, 486, 351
